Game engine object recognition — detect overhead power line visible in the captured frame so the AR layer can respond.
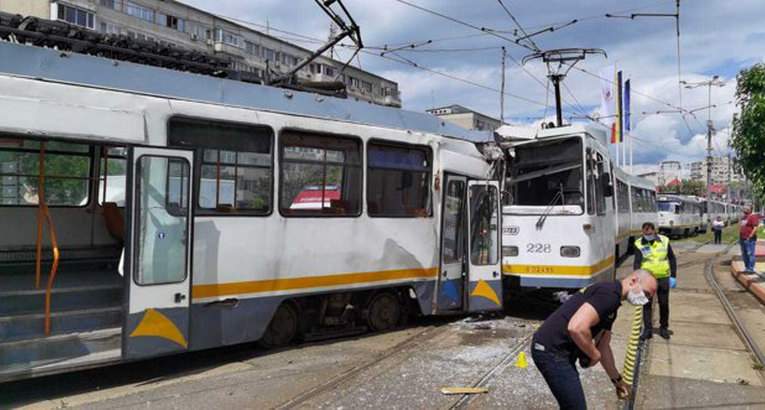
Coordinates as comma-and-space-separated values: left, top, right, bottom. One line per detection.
495, 0, 540, 52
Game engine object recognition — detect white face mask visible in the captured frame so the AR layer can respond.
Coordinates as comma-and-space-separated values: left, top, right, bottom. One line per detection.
643, 234, 657, 241
627, 286, 650, 306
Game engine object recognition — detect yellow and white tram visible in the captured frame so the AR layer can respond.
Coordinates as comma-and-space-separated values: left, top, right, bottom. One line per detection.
497, 124, 657, 291
497, 124, 617, 289
0, 41, 505, 382
657, 194, 704, 237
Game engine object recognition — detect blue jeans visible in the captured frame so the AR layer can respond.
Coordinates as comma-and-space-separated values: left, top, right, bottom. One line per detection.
740, 239, 757, 272
532, 345, 586, 410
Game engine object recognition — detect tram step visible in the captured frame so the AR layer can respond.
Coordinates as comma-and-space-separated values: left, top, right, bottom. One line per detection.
0, 284, 122, 316
0, 306, 122, 343
0, 327, 121, 383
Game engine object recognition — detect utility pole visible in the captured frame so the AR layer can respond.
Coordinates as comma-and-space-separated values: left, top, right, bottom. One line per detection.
500, 47, 506, 124
682, 75, 725, 199
706, 119, 714, 200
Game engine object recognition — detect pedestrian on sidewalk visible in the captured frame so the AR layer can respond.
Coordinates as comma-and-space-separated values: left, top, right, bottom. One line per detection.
633, 222, 677, 340
739, 206, 761, 274
531, 271, 657, 409
712, 216, 725, 244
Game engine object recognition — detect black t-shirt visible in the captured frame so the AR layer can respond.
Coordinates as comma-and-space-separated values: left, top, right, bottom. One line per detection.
533, 281, 622, 357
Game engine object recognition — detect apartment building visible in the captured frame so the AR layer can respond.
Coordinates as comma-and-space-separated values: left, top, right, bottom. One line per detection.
0, 0, 401, 107
426, 105, 503, 132
689, 156, 743, 185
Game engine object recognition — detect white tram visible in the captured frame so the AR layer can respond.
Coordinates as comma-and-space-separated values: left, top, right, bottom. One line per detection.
657, 194, 704, 237
614, 169, 658, 259
497, 124, 617, 289
0, 42, 506, 382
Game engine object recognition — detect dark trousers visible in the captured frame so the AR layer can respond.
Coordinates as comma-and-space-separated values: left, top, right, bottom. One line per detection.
644, 277, 670, 331
713, 230, 722, 244
532, 346, 586, 410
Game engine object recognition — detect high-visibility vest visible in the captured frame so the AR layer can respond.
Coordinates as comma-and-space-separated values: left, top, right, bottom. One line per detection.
634, 235, 671, 279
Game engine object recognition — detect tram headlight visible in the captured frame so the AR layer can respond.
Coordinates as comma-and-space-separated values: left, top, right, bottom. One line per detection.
503, 246, 519, 257
560, 246, 581, 258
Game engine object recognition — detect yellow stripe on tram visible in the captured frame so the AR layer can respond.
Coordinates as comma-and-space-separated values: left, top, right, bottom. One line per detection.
503, 255, 615, 277
192, 267, 439, 299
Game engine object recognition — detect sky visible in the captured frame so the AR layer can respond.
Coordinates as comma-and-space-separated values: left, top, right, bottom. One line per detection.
181, 0, 765, 168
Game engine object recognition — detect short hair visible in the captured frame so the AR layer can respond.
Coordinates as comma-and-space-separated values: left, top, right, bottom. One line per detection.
743, 206, 752, 213
642, 222, 656, 230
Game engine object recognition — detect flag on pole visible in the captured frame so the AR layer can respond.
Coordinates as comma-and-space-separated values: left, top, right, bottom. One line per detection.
624, 79, 631, 133
599, 65, 616, 142
614, 70, 623, 144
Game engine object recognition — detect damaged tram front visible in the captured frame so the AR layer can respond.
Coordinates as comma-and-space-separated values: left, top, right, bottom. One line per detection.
497, 124, 617, 291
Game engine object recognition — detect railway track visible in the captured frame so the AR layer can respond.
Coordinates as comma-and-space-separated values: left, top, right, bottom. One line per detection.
705, 251, 765, 367
624, 244, 765, 409
445, 333, 533, 409
272, 323, 450, 409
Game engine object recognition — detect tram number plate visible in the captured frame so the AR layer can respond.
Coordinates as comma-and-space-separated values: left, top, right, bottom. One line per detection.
526, 243, 552, 253
525, 265, 554, 274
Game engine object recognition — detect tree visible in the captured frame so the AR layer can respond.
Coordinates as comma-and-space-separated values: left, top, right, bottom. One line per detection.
731, 63, 765, 201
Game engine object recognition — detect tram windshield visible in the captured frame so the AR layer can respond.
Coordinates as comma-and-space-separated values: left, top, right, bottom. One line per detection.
505, 136, 584, 215
657, 201, 676, 213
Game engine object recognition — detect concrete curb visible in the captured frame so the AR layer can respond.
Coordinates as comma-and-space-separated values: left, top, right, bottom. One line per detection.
730, 261, 765, 305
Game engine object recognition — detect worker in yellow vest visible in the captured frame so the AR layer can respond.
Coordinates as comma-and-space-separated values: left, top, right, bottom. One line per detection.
633, 222, 677, 340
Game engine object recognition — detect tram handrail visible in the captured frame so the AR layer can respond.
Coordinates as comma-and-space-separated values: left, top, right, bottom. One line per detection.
32, 142, 61, 336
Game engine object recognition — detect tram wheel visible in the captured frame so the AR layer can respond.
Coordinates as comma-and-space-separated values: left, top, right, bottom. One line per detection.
259, 302, 299, 348
367, 292, 401, 332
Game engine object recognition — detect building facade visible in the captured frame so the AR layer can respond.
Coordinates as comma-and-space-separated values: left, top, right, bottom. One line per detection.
0, 0, 401, 107
689, 156, 743, 185
426, 105, 503, 132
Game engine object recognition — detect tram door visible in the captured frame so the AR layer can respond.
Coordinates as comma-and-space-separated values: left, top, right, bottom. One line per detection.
123, 147, 194, 359
438, 174, 468, 311
466, 181, 503, 312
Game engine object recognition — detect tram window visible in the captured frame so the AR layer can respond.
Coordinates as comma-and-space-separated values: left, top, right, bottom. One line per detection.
470, 185, 499, 266
0, 138, 91, 206
279, 131, 362, 216
98, 147, 127, 206
442, 179, 465, 263
617, 180, 629, 213
595, 153, 606, 215
367, 142, 432, 217
506, 137, 584, 214
168, 118, 273, 215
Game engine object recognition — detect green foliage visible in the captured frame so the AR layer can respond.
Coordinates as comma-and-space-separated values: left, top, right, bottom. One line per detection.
732, 63, 765, 201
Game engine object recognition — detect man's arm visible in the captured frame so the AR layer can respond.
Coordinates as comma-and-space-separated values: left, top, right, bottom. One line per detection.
568, 302, 601, 366
668, 243, 677, 278
748, 215, 759, 240
633, 248, 642, 270
597, 331, 620, 380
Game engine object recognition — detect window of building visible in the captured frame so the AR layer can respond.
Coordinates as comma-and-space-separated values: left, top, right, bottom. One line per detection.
100, 0, 116, 9
126, 1, 154, 23
279, 131, 362, 216
0, 138, 91, 206
367, 142, 431, 217
245, 41, 259, 56
361, 80, 373, 93
168, 118, 274, 215
99, 21, 120, 34
263, 47, 275, 61
58, 4, 95, 29
324, 65, 335, 77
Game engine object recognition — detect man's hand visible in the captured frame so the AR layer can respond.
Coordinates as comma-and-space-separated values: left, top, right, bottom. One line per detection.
615, 380, 631, 400
585, 349, 601, 368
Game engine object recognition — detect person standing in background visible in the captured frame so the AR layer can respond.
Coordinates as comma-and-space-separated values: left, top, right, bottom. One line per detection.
739, 206, 761, 274
712, 216, 725, 245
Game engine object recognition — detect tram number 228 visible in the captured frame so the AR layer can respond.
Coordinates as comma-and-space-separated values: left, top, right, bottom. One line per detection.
526, 243, 552, 253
